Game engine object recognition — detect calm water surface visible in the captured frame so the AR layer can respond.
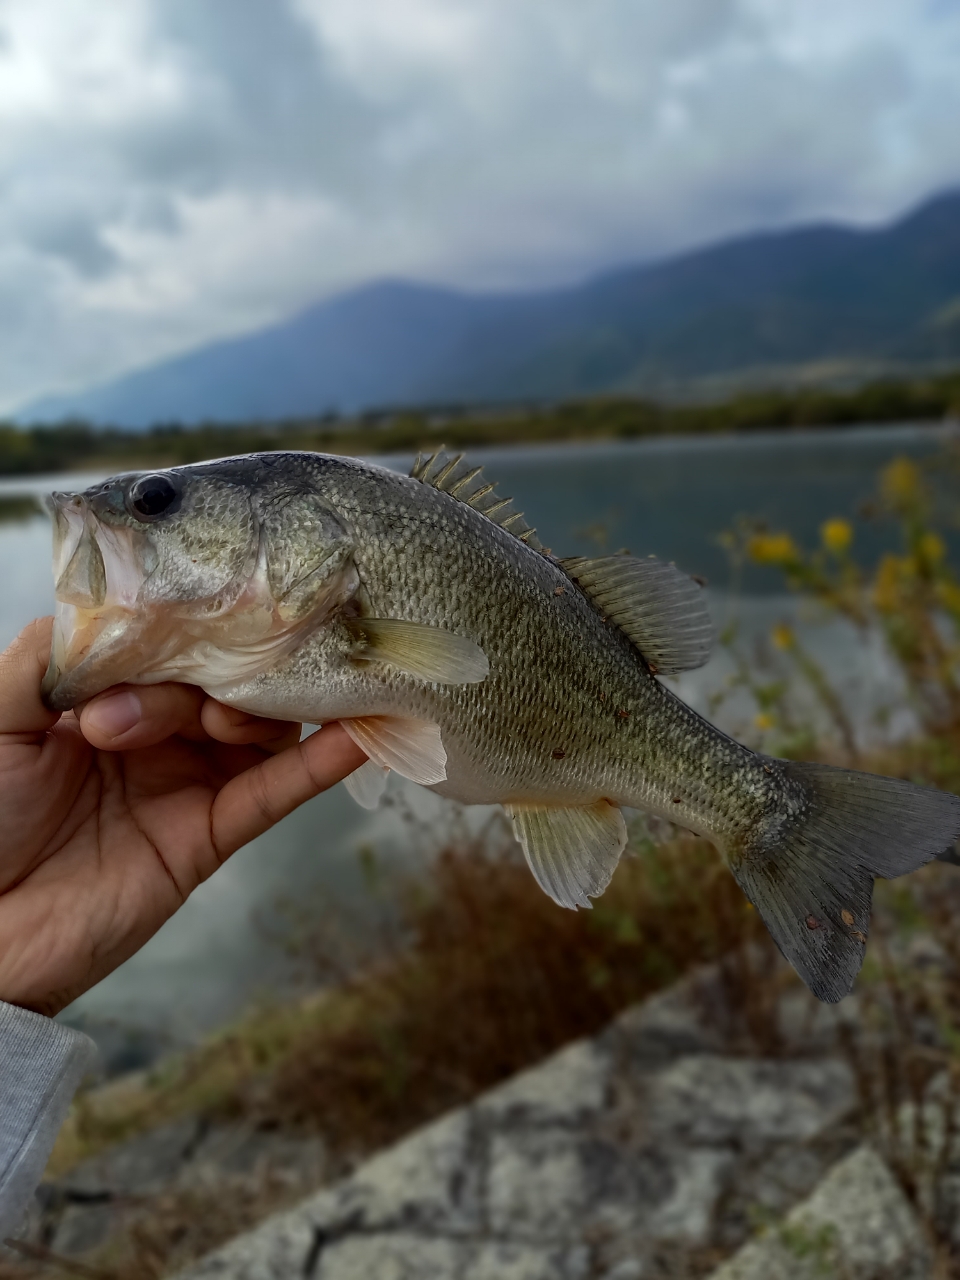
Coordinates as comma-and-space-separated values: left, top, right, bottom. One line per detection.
0, 423, 953, 1058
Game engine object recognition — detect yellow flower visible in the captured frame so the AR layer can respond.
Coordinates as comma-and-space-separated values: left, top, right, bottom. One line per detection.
771, 623, 795, 651
936, 580, 960, 616
918, 532, 945, 565
754, 712, 774, 731
881, 457, 920, 507
873, 553, 909, 613
820, 518, 852, 555
747, 532, 799, 565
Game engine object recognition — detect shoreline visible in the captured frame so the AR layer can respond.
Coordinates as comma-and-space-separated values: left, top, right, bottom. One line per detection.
0, 416, 955, 496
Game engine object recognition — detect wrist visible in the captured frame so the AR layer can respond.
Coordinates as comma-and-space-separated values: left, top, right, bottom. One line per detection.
0, 958, 77, 1019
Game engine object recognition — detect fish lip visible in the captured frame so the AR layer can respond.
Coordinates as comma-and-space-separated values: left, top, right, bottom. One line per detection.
41, 651, 73, 711
46, 490, 85, 516
41, 607, 143, 711
43, 487, 147, 711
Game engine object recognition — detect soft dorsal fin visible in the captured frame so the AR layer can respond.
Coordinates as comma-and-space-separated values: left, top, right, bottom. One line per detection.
560, 554, 714, 675
411, 449, 542, 552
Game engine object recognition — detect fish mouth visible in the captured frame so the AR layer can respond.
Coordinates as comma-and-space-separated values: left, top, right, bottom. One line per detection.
41, 490, 360, 713
42, 492, 156, 711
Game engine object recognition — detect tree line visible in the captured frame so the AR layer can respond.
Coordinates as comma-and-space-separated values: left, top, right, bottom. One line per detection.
2, 372, 959, 475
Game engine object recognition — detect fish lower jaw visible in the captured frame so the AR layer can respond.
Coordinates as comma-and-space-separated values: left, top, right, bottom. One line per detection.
41, 592, 332, 711
42, 602, 141, 708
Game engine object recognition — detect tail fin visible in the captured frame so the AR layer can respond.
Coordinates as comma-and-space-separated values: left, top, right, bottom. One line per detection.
727, 761, 960, 1003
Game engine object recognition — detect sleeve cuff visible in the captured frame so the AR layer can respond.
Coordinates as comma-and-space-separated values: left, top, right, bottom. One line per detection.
0, 1000, 97, 1242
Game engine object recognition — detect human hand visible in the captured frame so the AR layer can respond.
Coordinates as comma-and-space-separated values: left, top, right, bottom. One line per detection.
0, 618, 366, 1016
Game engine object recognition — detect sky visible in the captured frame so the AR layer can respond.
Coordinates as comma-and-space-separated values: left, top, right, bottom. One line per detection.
1, 0, 960, 414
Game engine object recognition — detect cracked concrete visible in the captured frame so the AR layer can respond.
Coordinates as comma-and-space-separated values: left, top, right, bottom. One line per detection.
171, 969, 866, 1279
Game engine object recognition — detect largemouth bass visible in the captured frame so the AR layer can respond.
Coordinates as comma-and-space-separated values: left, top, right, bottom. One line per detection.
42, 450, 960, 1002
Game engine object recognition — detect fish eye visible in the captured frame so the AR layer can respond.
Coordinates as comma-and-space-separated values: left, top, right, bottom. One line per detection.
128, 473, 180, 520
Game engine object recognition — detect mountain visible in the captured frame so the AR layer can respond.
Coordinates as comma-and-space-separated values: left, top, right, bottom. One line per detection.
22, 191, 960, 427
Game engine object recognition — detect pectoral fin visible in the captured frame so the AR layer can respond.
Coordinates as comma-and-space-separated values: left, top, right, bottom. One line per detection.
349, 618, 488, 685
505, 799, 627, 909
340, 715, 447, 786
344, 759, 391, 809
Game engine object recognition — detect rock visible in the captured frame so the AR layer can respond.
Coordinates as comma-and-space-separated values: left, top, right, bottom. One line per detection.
181, 1123, 327, 1188
653, 1148, 731, 1244
646, 1056, 855, 1148
606, 975, 721, 1068
314, 1236, 589, 1280
38, 1118, 329, 1262
316, 1235, 465, 1280
464, 1240, 590, 1280
599, 1261, 645, 1280
707, 1145, 931, 1280
43, 1117, 206, 1256
59, 1116, 204, 1199
48, 1201, 118, 1257
487, 1127, 590, 1239
319, 1109, 480, 1235
478, 1039, 610, 1124
169, 1205, 317, 1279
171, 975, 865, 1280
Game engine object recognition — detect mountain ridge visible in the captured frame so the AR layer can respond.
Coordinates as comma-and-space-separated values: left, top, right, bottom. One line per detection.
21, 190, 960, 428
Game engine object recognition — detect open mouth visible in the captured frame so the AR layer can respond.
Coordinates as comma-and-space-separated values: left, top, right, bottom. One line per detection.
41, 492, 154, 711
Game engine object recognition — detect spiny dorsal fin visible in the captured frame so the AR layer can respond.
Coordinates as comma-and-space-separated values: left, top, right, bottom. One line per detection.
561, 554, 714, 675
411, 449, 542, 552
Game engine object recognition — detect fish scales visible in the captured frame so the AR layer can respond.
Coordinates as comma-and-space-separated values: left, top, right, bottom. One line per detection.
40, 450, 960, 1003
236, 455, 764, 834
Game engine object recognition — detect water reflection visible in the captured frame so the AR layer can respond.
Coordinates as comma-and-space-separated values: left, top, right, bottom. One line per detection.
0, 494, 43, 524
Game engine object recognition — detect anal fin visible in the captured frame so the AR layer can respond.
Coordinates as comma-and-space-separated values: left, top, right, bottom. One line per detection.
505, 799, 627, 909
340, 715, 447, 786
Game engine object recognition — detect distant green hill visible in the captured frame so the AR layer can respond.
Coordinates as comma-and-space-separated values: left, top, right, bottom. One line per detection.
22, 191, 960, 428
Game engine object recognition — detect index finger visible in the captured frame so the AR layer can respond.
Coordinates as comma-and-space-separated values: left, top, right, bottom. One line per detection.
0, 619, 60, 741
210, 723, 367, 858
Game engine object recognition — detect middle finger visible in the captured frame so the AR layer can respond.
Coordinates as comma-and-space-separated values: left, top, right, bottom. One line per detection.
200, 700, 301, 754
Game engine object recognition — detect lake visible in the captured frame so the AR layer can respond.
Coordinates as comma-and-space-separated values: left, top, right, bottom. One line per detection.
0, 422, 954, 1065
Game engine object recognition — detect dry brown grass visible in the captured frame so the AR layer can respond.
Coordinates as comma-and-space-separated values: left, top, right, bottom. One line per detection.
202, 814, 772, 1155
60, 815, 771, 1171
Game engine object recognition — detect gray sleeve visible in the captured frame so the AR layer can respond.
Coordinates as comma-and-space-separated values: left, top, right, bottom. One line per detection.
0, 1001, 97, 1241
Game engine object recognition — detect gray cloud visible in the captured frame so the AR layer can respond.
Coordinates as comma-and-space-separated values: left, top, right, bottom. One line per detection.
1, 0, 959, 412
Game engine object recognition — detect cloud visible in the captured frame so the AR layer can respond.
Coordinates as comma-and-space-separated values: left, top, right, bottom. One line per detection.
1, 0, 959, 412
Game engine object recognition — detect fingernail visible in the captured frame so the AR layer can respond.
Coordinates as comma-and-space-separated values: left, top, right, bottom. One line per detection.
85, 691, 142, 739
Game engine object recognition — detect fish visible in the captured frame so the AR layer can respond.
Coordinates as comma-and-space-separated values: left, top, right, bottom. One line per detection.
42, 450, 960, 1003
